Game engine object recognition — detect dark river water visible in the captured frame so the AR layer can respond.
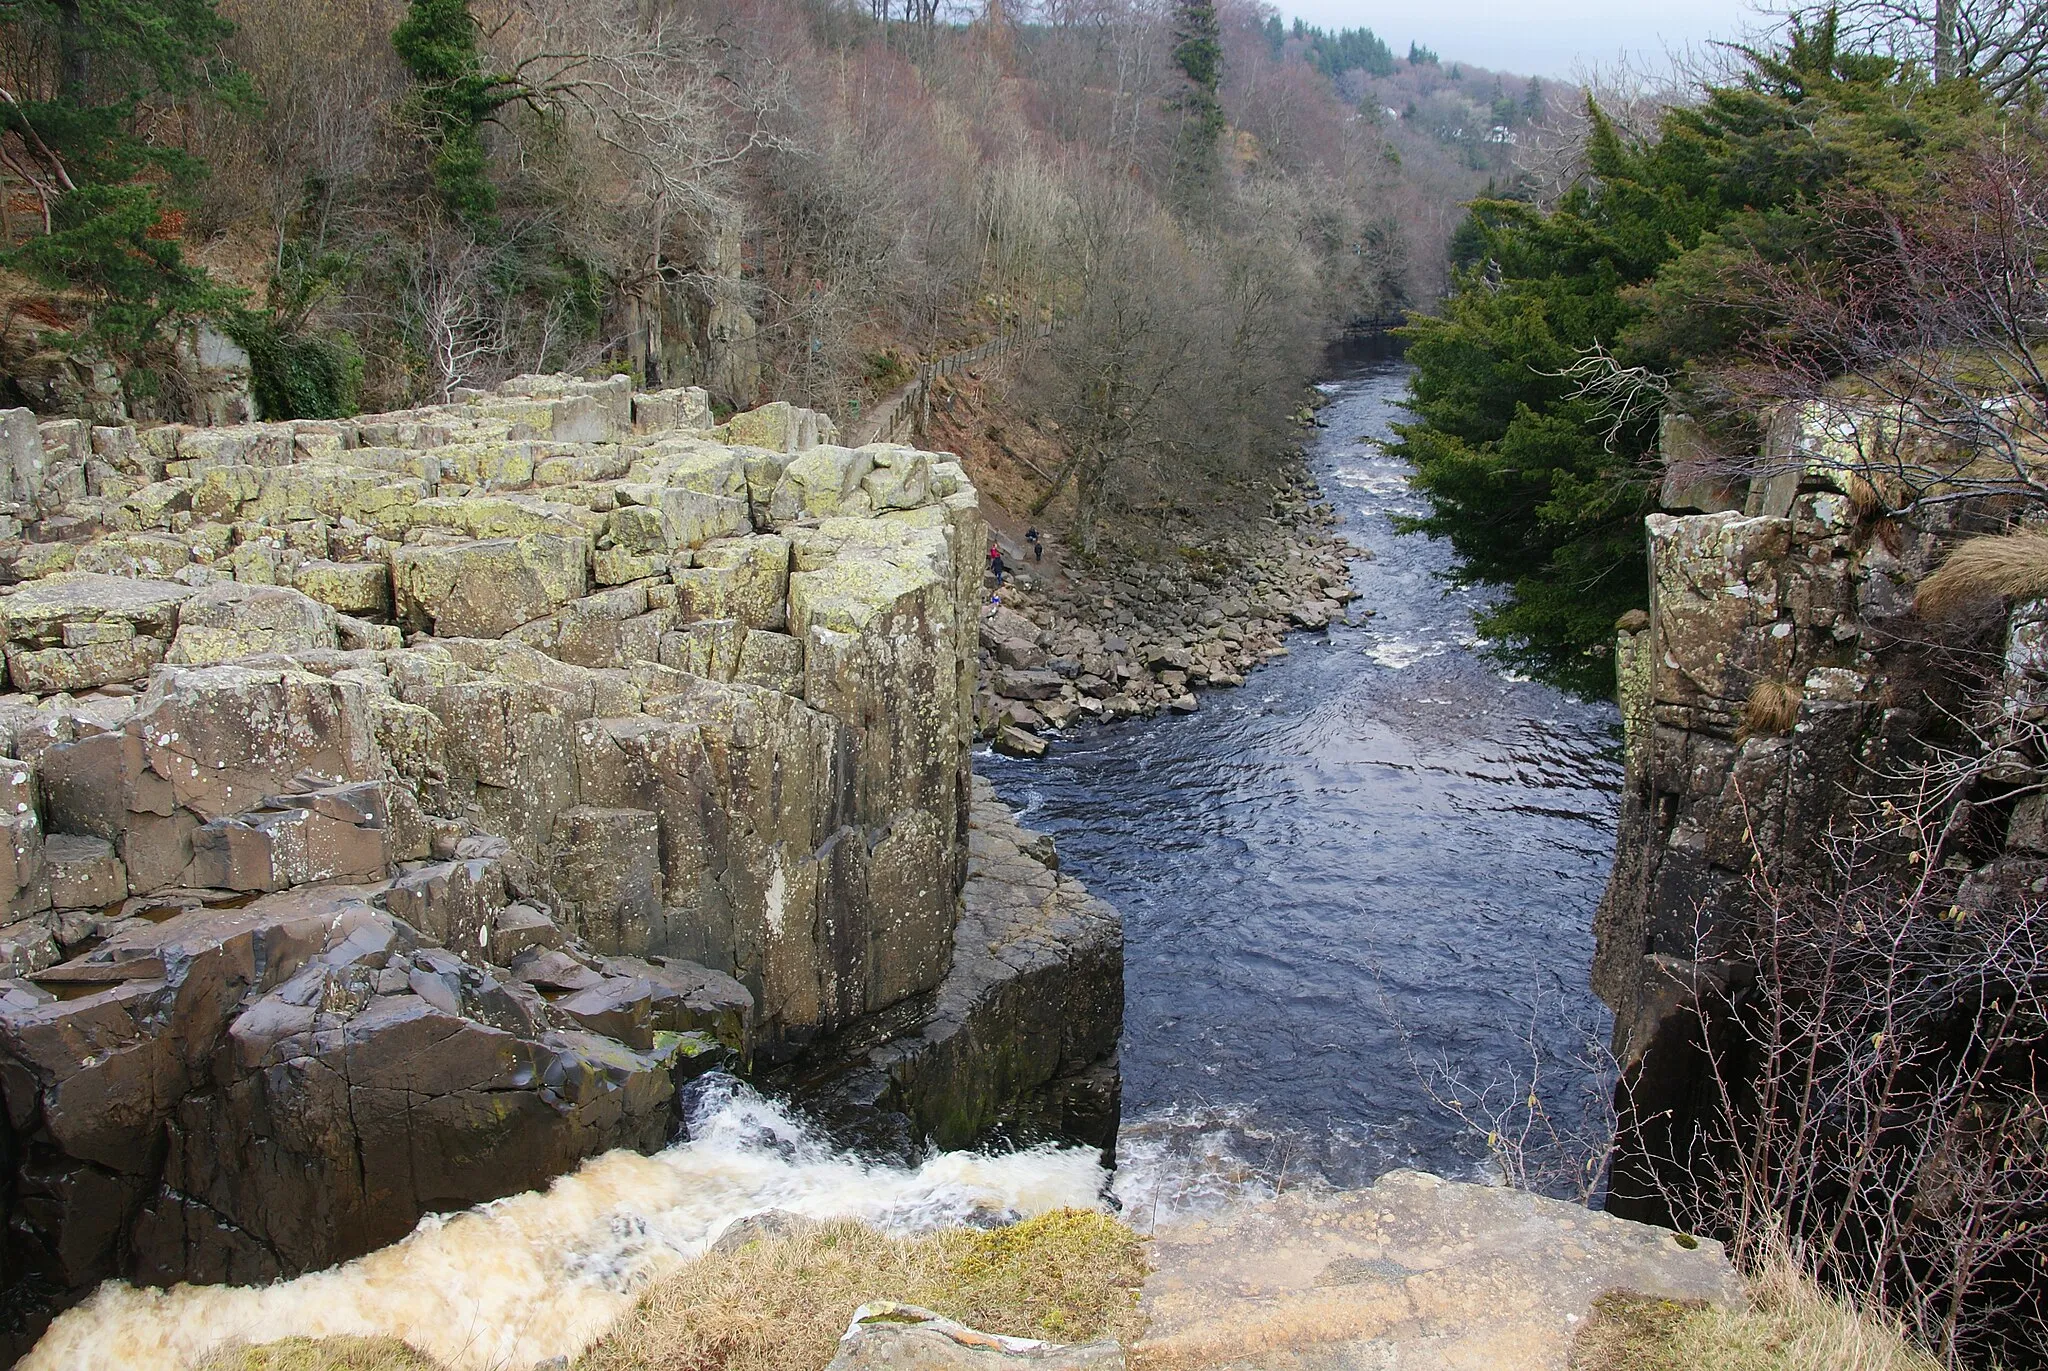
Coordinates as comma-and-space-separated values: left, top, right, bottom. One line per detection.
980, 348, 1625, 1215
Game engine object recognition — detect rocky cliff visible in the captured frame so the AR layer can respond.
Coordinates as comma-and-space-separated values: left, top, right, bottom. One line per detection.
0, 378, 1121, 1349
1591, 404, 2003, 1221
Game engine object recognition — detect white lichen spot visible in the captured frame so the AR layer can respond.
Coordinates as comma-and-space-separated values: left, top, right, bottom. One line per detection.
763, 850, 788, 937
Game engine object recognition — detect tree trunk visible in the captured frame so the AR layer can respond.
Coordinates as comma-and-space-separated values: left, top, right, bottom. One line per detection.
56, 0, 91, 102
1934, 0, 1957, 81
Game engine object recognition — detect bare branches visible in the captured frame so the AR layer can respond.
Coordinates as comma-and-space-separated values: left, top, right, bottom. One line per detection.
1780, 0, 2048, 100
1544, 343, 1674, 451
1636, 686, 2048, 1367
1416, 996, 1619, 1203
403, 220, 503, 403
0, 82, 75, 231
1700, 145, 2048, 517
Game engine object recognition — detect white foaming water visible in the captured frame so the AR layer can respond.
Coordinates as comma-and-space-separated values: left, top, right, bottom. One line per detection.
1111, 1103, 1341, 1231
23, 1079, 1109, 1371
1365, 634, 1449, 670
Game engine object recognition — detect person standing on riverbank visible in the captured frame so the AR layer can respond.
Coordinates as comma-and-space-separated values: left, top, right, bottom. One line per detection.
989, 543, 1007, 586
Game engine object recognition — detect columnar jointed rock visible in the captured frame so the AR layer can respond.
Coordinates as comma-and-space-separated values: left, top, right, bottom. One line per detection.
0, 377, 1057, 1346
1592, 406, 1962, 1223
779, 778, 1122, 1159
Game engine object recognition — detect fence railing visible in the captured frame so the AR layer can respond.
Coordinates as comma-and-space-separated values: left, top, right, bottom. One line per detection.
846, 318, 1054, 446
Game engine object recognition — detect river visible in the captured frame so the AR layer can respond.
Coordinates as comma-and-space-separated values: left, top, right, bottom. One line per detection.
982, 345, 1625, 1217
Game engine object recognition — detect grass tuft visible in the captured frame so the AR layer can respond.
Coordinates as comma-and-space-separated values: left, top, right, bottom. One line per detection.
1570, 1259, 1941, 1371
195, 1337, 444, 1371
1742, 680, 1803, 739
1916, 527, 2048, 615
574, 1208, 1146, 1371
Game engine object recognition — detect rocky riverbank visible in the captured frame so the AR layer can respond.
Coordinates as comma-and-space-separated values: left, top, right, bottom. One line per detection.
975, 475, 1364, 757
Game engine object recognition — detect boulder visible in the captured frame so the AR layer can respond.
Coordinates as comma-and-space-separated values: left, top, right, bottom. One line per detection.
185, 780, 389, 892
769, 446, 875, 525
42, 835, 124, 910
552, 954, 752, 1054
290, 560, 391, 618
993, 726, 1047, 759
992, 669, 1064, 702
0, 574, 195, 693
678, 534, 791, 629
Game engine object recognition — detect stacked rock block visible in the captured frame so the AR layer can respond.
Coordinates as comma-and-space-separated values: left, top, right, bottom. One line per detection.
1596, 405, 1943, 1060
0, 377, 987, 1332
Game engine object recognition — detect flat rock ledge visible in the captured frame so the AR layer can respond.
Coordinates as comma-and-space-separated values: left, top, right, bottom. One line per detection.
1138, 1169, 1742, 1371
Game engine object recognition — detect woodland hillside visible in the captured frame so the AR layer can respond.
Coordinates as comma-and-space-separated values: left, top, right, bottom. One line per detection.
0, 0, 1539, 546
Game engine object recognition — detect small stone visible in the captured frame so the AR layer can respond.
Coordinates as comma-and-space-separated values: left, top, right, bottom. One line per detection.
993, 725, 1048, 758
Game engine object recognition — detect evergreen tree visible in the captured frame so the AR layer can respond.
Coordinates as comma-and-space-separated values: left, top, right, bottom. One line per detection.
1168, 0, 1223, 204
0, 0, 249, 359
392, 0, 529, 231
1395, 18, 1994, 692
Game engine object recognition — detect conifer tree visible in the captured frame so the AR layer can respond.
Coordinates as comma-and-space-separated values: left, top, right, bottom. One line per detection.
0, 0, 247, 356
392, 0, 527, 231
1168, 0, 1223, 206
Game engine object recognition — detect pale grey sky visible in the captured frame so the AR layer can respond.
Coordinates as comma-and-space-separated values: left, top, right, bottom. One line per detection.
1276, 0, 1763, 79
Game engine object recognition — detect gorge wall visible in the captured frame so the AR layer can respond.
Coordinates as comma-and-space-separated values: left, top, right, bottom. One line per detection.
0, 378, 1121, 1350
1591, 406, 2017, 1221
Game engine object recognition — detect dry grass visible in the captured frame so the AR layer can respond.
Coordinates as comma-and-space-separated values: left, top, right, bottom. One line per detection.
195, 1337, 445, 1371
1571, 1259, 1942, 1371
576, 1209, 1145, 1371
1742, 680, 1804, 739
1916, 527, 2048, 615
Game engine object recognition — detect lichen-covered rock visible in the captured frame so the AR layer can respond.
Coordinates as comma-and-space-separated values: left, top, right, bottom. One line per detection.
42, 834, 123, 909
0, 373, 1118, 1345
166, 583, 337, 664
392, 534, 591, 638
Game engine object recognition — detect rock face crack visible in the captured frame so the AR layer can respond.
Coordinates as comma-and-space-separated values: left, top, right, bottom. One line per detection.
0, 380, 1122, 1355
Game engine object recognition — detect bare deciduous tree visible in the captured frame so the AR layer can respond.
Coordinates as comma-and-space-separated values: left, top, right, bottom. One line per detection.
1699, 146, 2048, 517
